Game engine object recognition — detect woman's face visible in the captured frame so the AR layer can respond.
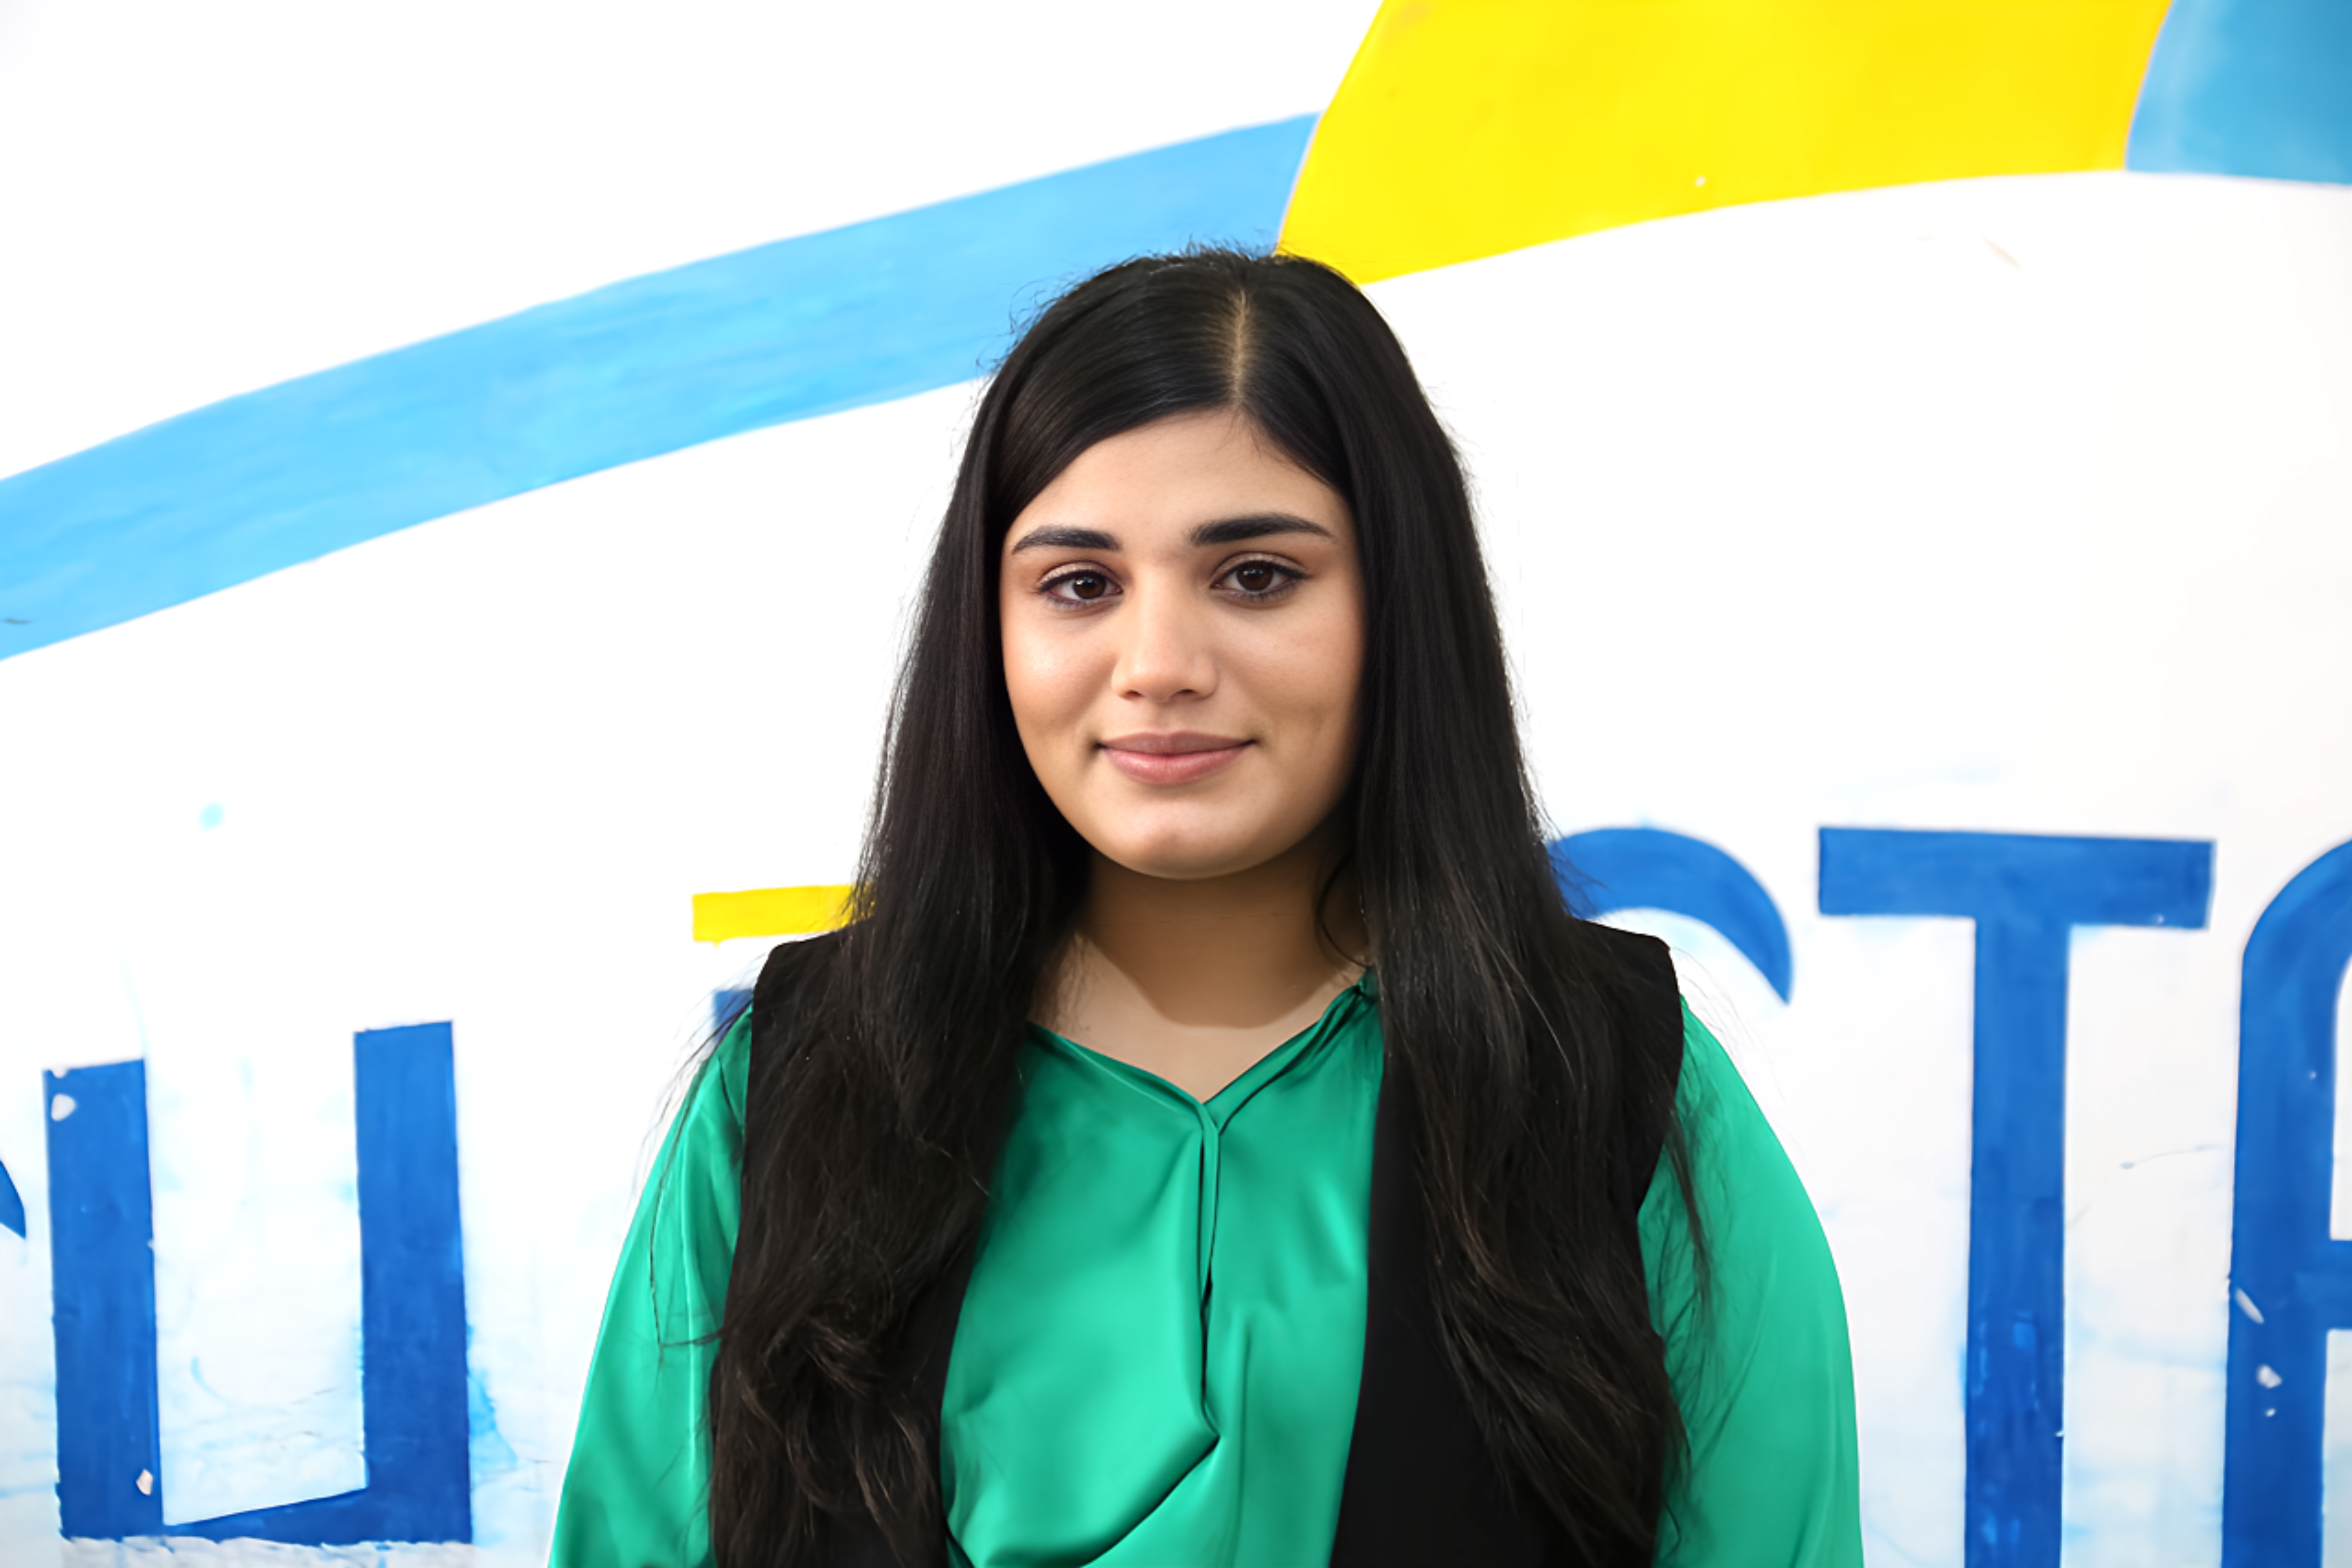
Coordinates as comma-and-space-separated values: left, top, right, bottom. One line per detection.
998, 410, 1365, 883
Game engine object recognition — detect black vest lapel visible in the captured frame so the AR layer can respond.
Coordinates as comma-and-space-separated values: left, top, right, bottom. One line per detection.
1328, 1062, 1552, 1567
1329, 924, 1684, 1567
824, 1243, 976, 1568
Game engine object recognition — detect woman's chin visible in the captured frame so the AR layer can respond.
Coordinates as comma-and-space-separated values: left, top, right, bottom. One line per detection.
1091, 829, 1299, 886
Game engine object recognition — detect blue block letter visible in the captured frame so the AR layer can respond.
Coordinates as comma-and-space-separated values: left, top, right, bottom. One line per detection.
2223, 838, 2352, 1568
1818, 828, 2212, 1568
0, 1151, 23, 1239
46, 1023, 472, 1541
1552, 828, 1793, 1001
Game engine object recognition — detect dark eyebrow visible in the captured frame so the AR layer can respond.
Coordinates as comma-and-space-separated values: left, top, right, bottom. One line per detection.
1189, 514, 1335, 547
1009, 515, 1334, 554
1007, 524, 1119, 554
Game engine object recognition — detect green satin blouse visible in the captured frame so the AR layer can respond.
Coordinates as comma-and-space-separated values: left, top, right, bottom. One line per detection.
942, 977, 1383, 1565
550, 979, 1862, 1567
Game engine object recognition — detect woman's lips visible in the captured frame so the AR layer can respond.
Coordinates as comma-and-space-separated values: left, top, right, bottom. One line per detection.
1099, 733, 1252, 785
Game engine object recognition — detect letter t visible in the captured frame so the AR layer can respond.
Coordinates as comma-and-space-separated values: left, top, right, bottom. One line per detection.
1820, 828, 2213, 1568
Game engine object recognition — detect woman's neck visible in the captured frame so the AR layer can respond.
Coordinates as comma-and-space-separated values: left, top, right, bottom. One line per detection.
1038, 835, 1367, 1102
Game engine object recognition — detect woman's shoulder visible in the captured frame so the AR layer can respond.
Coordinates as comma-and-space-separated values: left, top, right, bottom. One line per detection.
733, 928, 856, 1111
669, 999, 757, 1160
1640, 999, 1863, 1565
748, 928, 851, 1029
1642, 999, 1845, 1319
1579, 920, 1683, 1050
1572, 918, 1688, 1210
671, 929, 849, 1140
1571, 921, 1831, 1270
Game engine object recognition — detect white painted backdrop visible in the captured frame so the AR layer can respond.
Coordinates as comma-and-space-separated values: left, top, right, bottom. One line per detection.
1, 4, 2347, 1565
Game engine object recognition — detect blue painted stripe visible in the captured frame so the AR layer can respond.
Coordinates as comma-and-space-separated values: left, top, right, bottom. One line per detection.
2222, 837, 2352, 1568
1552, 828, 1794, 1001
2129, 0, 2352, 183
47, 1060, 166, 1537
0, 1153, 23, 1240
346, 1021, 472, 1538
0, 117, 1317, 663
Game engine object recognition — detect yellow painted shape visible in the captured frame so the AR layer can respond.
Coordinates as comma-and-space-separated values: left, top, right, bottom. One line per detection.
692, 884, 855, 943
1282, 0, 2172, 283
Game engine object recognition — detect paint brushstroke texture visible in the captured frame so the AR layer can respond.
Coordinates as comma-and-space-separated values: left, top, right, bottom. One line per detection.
0, 118, 1316, 662
7, 0, 2346, 669
0, 1153, 22, 1239
47, 1027, 470, 1541
2129, 0, 2352, 183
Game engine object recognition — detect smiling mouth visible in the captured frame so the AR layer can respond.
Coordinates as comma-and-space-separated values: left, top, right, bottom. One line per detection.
1099, 732, 1252, 786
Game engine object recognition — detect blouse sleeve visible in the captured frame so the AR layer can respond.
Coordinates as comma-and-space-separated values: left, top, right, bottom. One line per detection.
1641, 1002, 1864, 1567
550, 1009, 753, 1568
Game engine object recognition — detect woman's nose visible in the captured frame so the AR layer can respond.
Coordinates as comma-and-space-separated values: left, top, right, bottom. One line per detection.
1112, 584, 1219, 704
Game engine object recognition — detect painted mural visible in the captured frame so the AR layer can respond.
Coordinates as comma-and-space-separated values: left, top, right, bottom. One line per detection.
2, 2, 2348, 1564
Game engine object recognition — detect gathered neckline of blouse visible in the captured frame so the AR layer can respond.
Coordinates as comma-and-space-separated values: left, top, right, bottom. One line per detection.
1022, 967, 1378, 1123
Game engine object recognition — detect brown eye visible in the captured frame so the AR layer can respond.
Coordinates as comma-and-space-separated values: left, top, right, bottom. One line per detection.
1045, 569, 1117, 604
1219, 559, 1300, 599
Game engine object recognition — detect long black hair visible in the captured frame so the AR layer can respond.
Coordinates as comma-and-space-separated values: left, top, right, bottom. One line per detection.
708, 249, 1693, 1565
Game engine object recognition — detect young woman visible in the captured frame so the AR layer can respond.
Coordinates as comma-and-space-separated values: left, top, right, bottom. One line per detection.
552, 250, 1860, 1567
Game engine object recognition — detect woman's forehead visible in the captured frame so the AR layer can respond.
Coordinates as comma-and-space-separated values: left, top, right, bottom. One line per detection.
1007, 414, 1349, 550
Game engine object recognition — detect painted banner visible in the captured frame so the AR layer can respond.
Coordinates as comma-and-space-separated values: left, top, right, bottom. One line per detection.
2, 2, 2348, 1564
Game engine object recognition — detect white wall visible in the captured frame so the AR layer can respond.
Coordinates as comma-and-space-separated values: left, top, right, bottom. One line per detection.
2, 3, 2347, 1564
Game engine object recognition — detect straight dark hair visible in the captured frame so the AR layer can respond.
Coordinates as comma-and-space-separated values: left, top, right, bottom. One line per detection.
707, 249, 1695, 1565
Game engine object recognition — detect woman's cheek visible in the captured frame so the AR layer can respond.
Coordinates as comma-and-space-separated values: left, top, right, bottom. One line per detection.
1030, 637, 1103, 733
1005, 624, 1101, 776
1272, 613, 1362, 730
